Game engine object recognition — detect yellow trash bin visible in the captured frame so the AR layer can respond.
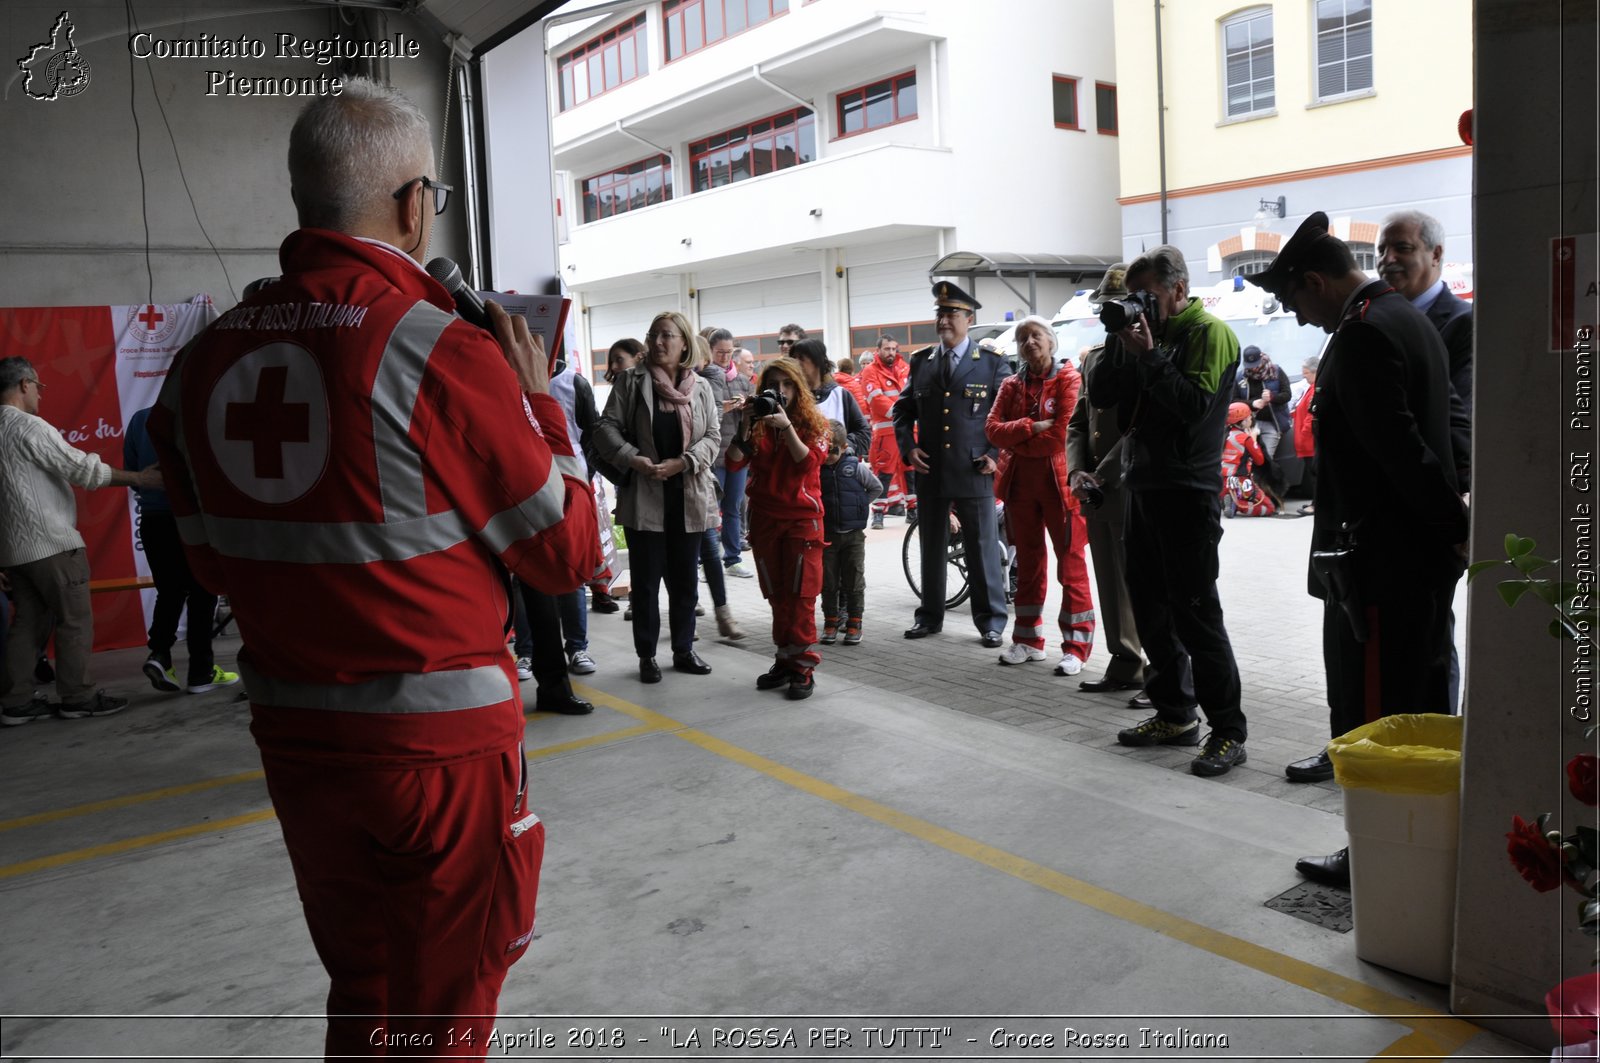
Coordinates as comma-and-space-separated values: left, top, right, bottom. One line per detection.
1327, 714, 1463, 984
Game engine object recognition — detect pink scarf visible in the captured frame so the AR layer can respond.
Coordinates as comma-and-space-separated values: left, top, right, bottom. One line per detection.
649, 363, 695, 452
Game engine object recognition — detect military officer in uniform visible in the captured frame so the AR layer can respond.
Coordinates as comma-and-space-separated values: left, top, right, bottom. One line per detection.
892, 281, 1013, 645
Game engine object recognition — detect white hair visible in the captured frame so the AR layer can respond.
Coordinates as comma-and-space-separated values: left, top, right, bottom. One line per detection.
1015, 314, 1058, 352
288, 78, 433, 231
1380, 209, 1445, 252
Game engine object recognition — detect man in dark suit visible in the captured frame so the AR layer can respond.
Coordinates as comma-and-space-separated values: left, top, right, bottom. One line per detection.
892, 281, 1012, 645
1067, 264, 1147, 695
1247, 212, 1469, 887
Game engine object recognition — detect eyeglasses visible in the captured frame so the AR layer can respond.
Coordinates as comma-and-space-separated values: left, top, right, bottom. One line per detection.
646, 329, 684, 343
776, 338, 797, 347
933, 308, 968, 320
23, 377, 45, 391
392, 176, 453, 216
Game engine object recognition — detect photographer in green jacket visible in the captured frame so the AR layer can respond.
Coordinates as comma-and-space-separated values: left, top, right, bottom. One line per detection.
1083, 245, 1247, 777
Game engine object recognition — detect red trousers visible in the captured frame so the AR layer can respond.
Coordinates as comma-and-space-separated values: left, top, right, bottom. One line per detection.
1006, 466, 1096, 658
868, 428, 909, 513
261, 741, 544, 1059
750, 513, 825, 675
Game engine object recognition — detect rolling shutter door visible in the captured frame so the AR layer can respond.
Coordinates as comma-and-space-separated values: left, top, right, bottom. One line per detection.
698, 274, 821, 338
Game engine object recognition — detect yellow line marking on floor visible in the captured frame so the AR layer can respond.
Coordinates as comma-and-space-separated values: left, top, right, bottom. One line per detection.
1368, 1029, 1449, 1060
0, 810, 280, 880
0, 721, 668, 879
0, 769, 266, 833
577, 683, 1482, 1052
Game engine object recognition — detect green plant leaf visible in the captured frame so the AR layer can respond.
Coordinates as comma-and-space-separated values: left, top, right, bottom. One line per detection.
1532, 582, 1567, 607
1579, 826, 1600, 870
1466, 560, 1504, 581
1506, 534, 1536, 558
1499, 581, 1535, 607
1513, 553, 1556, 575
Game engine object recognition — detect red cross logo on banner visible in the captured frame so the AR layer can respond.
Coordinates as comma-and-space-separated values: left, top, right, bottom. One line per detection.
137, 305, 164, 331
224, 366, 311, 479
207, 342, 329, 504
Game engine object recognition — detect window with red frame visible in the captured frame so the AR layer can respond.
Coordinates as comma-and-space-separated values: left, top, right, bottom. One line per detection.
1095, 81, 1118, 134
663, 0, 789, 63
836, 70, 916, 138
581, 155, 673, 223
689, 107, 815, 192
1052, 75, 1080, 130
557, 14, 648, 111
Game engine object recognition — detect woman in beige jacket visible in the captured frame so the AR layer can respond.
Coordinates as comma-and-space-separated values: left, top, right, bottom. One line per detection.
592, 311, 721, 683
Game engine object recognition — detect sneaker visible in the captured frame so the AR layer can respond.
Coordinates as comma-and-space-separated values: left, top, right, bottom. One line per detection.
1, 697, 53, 727
1053, 654, 1084, 677
695, 603, 706, 617
725, 561, 755, 579
1116, 715, 1201, 747
998, 643, 1045, 665
515, 656, 534, 681
187, 666, 241, 694
568, 650, 597, 675
842, 620, 862, 646
1191, 733, 1248, 776
820, 623, 839, 646
143, 656, 181, 692
623, 605, 634, 622
869, 513, 885, 530
786, 672, 815, 700
591, 590, 621, 614
55, 691, 129, 720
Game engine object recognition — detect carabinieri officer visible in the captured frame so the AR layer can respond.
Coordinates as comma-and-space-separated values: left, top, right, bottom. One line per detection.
892, 281, 1013, 645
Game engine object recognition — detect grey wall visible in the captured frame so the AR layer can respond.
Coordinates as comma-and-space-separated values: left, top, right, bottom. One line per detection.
0, 1, 462, 311
1451, 0, 1598, 1048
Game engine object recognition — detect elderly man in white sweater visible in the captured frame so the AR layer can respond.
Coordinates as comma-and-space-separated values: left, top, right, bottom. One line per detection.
0, 356, 160, 725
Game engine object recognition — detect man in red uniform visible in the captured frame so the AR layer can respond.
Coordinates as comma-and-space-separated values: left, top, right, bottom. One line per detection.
148, 79, 599, 1059
858, 334, 910, 528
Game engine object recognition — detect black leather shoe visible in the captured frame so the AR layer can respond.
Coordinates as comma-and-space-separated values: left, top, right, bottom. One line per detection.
1285, 750, 1335, 783
536, 694, 595, 716
980, 630, 1003, 648
1128, 691, 1153, 710
756, 665, 791, 691
639, 658, 662, 683
1294, 847, 1350, 889
672, 651, 712, 675
785, 672, 815, 700
904, 623, 942, 639
1081, 677, 1143, 693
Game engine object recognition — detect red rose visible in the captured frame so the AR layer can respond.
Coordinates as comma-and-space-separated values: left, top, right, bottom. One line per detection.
1508, 815, 1565, 892
1569, 755, 1600, 807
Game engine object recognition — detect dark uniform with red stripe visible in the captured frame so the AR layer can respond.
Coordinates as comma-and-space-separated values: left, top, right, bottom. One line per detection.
149, 229, 599, 1058
1307, 277, 1467, 737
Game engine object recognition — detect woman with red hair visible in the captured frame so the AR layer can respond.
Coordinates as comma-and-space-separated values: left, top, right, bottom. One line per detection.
725, 357, 831, 699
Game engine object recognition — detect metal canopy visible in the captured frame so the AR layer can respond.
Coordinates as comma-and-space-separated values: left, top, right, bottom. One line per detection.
929, 251, 1121, 315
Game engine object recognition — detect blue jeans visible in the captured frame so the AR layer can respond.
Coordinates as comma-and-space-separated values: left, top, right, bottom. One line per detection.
513, 588, 586, 656
715, 465, 747, 566
699, 528, 728, 608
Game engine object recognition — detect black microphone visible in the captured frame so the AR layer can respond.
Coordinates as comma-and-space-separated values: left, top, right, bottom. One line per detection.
425, 257, 491, 331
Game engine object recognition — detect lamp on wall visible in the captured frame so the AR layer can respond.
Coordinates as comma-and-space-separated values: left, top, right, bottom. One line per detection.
1254, 195, 1287, 228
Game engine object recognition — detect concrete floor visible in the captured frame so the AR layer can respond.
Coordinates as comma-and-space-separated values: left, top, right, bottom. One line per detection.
0, 514, 1534, 1061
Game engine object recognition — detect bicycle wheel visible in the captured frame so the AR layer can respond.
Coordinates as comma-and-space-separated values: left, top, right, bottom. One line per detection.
902, 514, 971, 610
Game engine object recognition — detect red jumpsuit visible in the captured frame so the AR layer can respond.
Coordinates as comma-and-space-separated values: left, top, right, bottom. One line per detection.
1221, 428, 1277, 516
985, 362, 1096, 660
149, 229, 599, 1059
858, 355, 911, 514
729, 429, 828, 677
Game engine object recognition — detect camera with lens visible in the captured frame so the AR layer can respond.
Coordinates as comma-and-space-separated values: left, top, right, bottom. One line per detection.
749, 388, 785, 418
1097, 289, 1162, 333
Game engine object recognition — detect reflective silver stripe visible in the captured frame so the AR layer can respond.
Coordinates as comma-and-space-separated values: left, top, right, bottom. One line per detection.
201, 508, 471, 563
372, 302, 452, 522
239, 658, 515, 713
176, 513, 211, 547
871, 420, 895, 432
552, 452, 587, 482
479, 461, 568, 555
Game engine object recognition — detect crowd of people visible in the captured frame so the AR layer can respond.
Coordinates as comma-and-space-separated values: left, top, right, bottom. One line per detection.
0, 75, 1474, 1055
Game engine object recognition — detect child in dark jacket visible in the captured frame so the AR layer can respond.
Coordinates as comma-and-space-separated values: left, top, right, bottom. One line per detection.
818, 420, 883, 646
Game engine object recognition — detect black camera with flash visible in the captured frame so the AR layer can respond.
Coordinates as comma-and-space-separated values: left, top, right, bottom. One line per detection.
1097, 289, 1163, 333
749, 388, 786, 418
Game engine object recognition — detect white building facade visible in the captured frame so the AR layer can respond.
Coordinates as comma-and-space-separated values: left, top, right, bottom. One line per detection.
546, 0, 1121, 376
